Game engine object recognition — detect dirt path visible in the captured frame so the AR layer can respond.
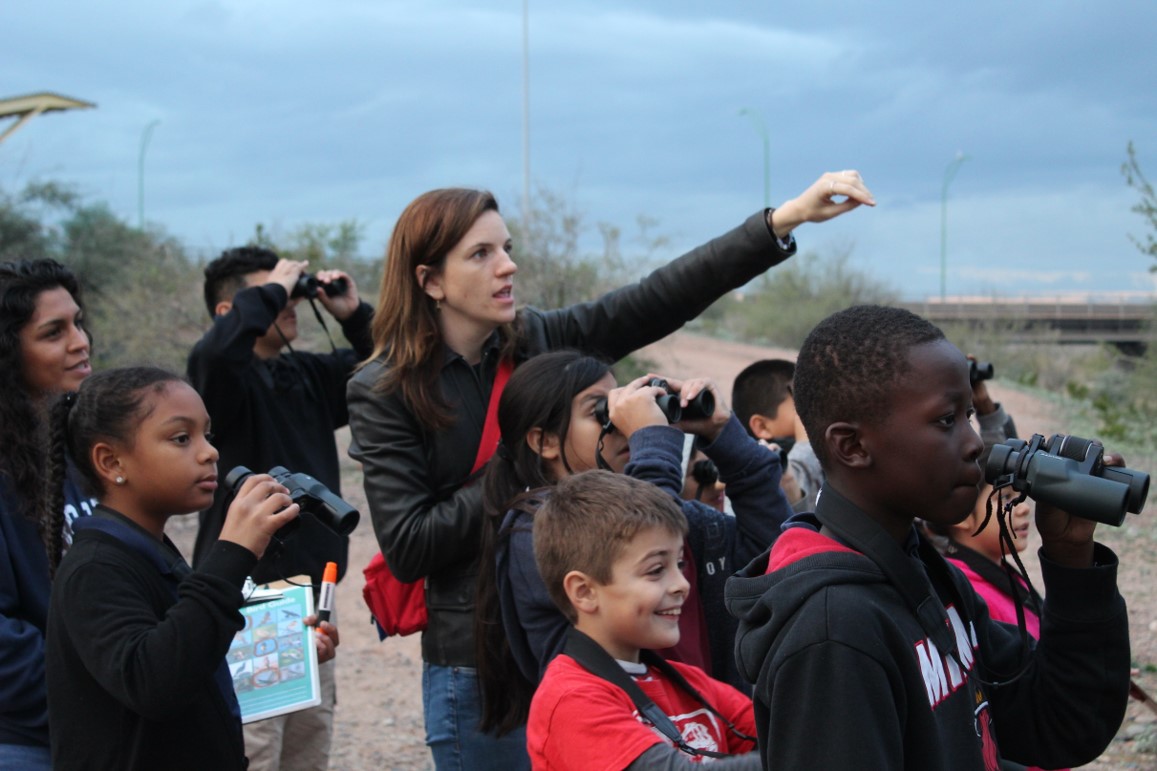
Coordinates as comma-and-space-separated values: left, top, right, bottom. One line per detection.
170, 331, 1155, 770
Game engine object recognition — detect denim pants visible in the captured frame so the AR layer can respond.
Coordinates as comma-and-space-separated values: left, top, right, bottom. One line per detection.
0, 742, 52, 771
422, 663, 530, 771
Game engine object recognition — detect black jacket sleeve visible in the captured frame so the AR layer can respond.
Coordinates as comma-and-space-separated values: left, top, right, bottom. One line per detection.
51, 540, 256, 718
337, 301, 375, 361
700, 415, 790, 564
520, 211, 794, 362
187, 284, 286, 428
981, 543, 1130, 768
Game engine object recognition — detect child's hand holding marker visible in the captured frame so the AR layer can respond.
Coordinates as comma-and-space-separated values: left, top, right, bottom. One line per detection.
305, 561, 341, 663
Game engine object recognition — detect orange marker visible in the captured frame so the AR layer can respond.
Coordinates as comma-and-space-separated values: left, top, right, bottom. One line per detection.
317, 561, 337, 624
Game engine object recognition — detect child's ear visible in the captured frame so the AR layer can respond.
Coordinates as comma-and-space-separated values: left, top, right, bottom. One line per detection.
563, 570, 599, 616
90, 442, 124, 486
747, 414, 775, 441
526, 428, 561, 462
826, 422, 871, 469
213, 300, 233, 318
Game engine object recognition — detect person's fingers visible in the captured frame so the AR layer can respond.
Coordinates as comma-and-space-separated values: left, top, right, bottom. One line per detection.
1102, 452, 1126, 468
318, 621, 341, 646
827, 170, 876, 206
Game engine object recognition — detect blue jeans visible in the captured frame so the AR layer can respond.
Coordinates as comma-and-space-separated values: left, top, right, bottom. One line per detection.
422, 663, 530, 771
0, 742, 52, 770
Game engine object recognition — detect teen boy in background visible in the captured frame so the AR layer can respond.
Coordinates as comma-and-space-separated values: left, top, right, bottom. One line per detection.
188, 247, 373, 771
725, 304, 1131, 770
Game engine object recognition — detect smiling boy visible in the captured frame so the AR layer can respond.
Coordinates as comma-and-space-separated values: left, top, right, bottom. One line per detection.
725, 304, 1131, 770
529, 471, 760, 770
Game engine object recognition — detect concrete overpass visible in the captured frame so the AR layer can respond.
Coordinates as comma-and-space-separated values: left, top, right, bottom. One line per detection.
901, 299, 1154, 355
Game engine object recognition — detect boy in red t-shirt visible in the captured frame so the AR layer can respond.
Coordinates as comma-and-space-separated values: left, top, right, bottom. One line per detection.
528, 471, 760, 770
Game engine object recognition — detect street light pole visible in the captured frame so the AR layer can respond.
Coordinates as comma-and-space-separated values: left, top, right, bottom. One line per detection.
138, 119, 161, 229
738, 107, 770, 209
521, 0, 531, 229
939, 151, 969, 302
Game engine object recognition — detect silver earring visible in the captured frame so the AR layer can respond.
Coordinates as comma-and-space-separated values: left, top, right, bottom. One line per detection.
115, 476, 125, 485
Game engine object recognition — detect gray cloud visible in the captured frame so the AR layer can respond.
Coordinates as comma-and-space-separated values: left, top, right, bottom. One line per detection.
3, 1, 1155, 299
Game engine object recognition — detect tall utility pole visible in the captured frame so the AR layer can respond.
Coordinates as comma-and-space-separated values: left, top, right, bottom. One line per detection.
940, 151, 969, 301
138, 119, 161, 229
521, 0, 531, 229
738, 107, 770, 209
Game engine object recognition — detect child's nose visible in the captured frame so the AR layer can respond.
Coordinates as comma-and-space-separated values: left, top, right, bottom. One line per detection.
963, 424, 984, 461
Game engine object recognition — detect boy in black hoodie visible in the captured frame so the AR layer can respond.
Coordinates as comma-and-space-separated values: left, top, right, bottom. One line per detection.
724, 304, 1131, 770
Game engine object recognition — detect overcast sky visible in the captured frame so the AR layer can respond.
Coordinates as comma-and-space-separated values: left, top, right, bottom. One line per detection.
4, 1, 1156, 300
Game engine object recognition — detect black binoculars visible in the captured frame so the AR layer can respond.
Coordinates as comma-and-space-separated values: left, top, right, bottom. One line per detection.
985, 433, 1149, 527
291, 273, 348, 300
225, 465, 360, 538
594, 378, 715, 430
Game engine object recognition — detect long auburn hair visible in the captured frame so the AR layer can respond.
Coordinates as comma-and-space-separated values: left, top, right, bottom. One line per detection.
475, 350, 613, 735
0, 258, 85, 532
367, 188, 517, 430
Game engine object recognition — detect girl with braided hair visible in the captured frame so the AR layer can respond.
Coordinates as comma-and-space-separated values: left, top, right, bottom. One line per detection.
0, 258, 93, 769
38, 367, 321, 770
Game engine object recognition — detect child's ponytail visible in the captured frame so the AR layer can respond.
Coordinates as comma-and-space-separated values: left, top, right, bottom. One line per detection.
40, 391, 77, 577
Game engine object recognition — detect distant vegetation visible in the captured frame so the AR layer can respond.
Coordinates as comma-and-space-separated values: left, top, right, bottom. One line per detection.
1, 177, 1152, 470
0, 180, 204, 373
1123, 141, 1157, 274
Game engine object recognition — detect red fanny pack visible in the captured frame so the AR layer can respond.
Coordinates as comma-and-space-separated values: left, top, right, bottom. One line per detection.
362, 357, 512, 638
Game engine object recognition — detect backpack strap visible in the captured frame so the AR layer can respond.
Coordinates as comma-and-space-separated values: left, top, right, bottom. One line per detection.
563, 627, 746, 759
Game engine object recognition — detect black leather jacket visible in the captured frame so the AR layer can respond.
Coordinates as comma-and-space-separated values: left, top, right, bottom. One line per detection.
346, 210, 795, 666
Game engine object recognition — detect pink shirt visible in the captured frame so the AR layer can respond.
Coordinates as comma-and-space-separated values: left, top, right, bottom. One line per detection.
946, 557, 1041, 638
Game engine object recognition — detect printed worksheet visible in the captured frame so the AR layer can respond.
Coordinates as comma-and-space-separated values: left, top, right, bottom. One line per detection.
230, 582, 321, 723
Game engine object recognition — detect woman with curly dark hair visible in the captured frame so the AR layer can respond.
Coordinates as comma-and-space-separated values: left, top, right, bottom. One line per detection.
0, 258, 95, 769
